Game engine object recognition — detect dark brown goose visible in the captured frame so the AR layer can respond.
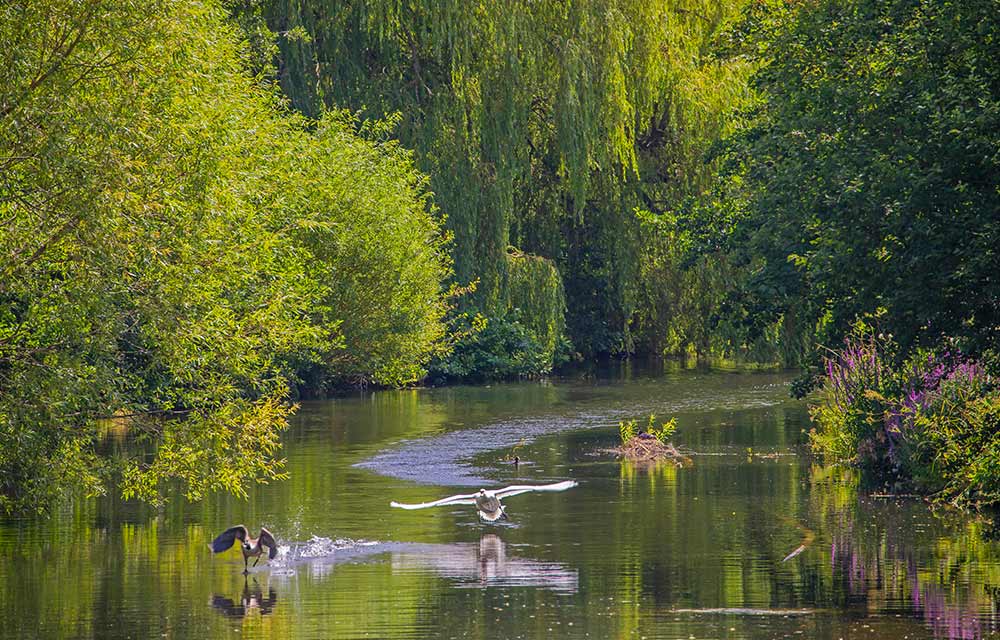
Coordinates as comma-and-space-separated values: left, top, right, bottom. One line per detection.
210, 525, 279, 573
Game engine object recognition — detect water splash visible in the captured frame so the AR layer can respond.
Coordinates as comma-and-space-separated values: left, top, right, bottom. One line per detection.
268, 536, 386, 576
264, 534, 577, 593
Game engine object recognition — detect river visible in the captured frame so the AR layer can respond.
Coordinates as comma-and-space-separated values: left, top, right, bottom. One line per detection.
2, 366, 998, 639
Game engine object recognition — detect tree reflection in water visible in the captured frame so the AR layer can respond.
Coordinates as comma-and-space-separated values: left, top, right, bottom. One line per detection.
828, 500, 1000, 640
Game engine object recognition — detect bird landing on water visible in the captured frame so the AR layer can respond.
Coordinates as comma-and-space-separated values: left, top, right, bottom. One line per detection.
474, 489, 507, 522
210, 525, 279, 573
390, 480, 578, 523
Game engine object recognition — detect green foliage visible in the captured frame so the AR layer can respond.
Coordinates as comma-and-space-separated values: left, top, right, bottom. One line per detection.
651, 416, 678, 444
749, 0, 1000, 508
426, 310, 553, 383
426, 247, 569, 383
120, 395, 293, 505
633, 208, 733, 358
619, 414, 677, 444
810, 328, 1000, 508
0, 0, 449, 514
506, 249, 568, 365
285, 112, 452, 388
231, 0, 756, 368
908, 387, 1000, 508
619, 419, 638, 444
725, 0, 1000, 361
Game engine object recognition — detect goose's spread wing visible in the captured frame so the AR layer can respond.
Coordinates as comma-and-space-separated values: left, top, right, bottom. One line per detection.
390, 492, 479, 510
210, 525, 249, 553
494, 480, 578, 499
259, 527, 279, 559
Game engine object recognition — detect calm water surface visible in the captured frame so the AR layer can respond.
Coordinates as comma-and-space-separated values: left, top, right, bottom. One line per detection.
2, 367, 999, 639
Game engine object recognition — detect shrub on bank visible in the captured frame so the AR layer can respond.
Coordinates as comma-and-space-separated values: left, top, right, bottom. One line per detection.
810, 329, 1000, 507
426, 310, 557, 383
0, 0, 449, 514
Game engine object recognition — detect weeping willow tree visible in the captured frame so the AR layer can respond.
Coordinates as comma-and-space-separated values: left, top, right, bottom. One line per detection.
229, 0, 754, 366
507, 249, 566, 363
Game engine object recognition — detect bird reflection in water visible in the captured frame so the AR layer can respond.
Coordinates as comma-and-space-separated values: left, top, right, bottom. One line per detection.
210, 578, 278, 618
392, 533, 578, 594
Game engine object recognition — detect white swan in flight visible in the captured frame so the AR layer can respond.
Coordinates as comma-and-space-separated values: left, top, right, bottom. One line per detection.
390, 480, 578, 522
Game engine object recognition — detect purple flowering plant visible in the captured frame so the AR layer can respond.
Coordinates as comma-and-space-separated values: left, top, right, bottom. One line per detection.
811, 325, 998, 504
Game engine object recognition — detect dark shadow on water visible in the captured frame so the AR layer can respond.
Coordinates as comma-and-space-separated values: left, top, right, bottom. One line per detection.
553, 353, 790, 382
210, 577, 277, 618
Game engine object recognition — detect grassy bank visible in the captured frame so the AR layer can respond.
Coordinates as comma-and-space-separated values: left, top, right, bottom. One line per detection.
810, 328, 1000, 509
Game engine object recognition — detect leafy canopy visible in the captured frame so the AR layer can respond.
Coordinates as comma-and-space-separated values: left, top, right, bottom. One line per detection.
726, 0, 1000, 361
0, 0, 449, 513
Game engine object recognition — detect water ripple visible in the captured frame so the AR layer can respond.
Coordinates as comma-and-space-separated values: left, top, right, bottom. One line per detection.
355, 381, 788, 486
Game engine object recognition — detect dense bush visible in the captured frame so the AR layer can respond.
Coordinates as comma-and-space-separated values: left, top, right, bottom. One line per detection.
811, 327, 1000, 507
725, 0, 1000, 363
426, 310, 562, 384
0, 0, 449, 514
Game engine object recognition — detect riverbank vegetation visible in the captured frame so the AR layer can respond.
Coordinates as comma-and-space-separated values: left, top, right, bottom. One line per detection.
228, 0, 763, 371
729, 0, 1000, 505
722, 0, 1000, 368
294, 0, 999, 503
1, 0, 449, 513
614, 415, 689, 465
811, 326, 1000, 508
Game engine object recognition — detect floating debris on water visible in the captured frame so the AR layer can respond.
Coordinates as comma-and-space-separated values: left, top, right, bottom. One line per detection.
611, 435, 691, 465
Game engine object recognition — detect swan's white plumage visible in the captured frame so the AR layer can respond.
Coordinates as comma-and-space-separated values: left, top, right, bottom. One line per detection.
493, 480, 577, 499
390, 494, 477, 509
390, 480, 578, 511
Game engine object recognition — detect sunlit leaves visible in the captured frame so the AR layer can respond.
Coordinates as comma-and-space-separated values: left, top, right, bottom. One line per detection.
240, 0, 754, 363
0, 0, 450, 513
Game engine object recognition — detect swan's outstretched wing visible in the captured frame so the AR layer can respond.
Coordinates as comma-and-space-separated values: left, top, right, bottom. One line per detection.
391, 481, 578, 509
494, 480, 578, 499
390, 492, 479, 510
